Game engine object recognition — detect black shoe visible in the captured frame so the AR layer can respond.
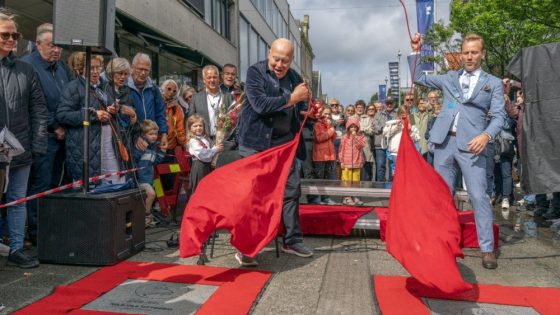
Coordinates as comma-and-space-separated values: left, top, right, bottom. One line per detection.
534, 207, 549, 217
8, 249, 39, 269
543, 209, 560, 220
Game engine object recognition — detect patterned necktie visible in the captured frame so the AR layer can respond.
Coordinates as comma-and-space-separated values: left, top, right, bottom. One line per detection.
461, 73, 472, 100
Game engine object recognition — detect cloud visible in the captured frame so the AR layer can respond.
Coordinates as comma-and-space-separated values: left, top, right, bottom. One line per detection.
289, 0, 449, 106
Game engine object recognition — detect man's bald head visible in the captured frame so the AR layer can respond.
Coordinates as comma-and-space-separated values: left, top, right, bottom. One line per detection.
268, 38, 294, 79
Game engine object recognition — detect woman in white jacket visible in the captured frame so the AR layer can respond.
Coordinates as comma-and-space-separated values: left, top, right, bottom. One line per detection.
382, 106, 420, 178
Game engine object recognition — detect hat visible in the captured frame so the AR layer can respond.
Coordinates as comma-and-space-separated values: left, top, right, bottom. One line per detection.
345, 116, 360, 130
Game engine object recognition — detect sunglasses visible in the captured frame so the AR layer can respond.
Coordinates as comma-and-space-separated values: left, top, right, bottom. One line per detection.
167, 87, 177, 92
0, 32, 22, 41
329, 103, 339, 106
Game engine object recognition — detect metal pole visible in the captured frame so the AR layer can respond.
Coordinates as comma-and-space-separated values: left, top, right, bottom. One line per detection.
83, 47, 91, 193
384, 77, 388, 104
397, 50, 402, 107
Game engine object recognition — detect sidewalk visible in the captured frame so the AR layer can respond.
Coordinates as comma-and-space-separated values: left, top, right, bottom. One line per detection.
1, 199, 560, 314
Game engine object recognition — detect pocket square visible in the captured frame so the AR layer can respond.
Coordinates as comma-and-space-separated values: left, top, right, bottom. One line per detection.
483, 84, 492, 92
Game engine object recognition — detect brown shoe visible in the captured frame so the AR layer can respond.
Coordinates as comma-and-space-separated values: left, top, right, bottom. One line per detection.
482, 252, 498, 269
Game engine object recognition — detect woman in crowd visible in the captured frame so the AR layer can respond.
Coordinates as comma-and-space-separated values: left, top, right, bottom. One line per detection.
383, 107, 420, 180
358, 102, 376, 182
57, 53, 127, 184
178, 85, 196, 115
102, 57, 138, 175
161, 79, 186, 153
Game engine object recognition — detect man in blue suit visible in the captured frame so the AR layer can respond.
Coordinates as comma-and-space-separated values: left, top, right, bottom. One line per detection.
409, 33, 505, 269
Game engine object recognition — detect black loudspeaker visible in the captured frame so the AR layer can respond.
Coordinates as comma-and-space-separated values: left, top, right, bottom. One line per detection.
53, 0, 116, 55
38, 188, 145, 265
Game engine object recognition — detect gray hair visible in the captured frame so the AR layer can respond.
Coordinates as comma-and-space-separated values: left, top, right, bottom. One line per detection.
181, 85, 196, 99
132, 52, 151, 67
202, 65, 219, 79
36, 23, 53, 41
105, 57, 131, 83
0, 10, 16, 26
160, 79, 178, 94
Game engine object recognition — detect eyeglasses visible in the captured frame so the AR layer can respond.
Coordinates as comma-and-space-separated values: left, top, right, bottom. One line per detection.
167, 87, 177, 93
367, 108, 375, 111
329, 103, 339, 106
405, 98, 414, 101
0, 32, 22, 41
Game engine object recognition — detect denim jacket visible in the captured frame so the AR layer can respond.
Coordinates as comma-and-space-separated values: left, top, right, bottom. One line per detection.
237, 60, 306, 158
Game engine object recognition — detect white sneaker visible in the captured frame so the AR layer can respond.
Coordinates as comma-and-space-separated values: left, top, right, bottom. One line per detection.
501, 198, 510, 209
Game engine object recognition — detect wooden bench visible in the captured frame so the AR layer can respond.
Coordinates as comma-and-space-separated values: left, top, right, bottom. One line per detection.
300, 179, 471, 231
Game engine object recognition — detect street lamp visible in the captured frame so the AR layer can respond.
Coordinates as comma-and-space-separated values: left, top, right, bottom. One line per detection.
384, 76, 388, 104
397, 50, 402, 106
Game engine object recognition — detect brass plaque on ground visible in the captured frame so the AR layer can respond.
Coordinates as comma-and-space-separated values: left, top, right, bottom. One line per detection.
82, 279, 218, 315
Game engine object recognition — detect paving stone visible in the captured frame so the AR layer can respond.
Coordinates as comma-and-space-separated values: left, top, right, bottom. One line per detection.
424, 298, 539, 315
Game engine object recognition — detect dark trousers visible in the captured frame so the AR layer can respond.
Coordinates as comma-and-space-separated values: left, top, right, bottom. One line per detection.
239, 145, 303, 246
314, 160, 334, 201
374, 148, 387, 181
361, 161, 373, 182
27, 136, 65, 236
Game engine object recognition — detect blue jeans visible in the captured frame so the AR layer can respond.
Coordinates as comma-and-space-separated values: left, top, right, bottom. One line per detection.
385, 150, 397, 182
494, 156, 513, 202
374, 148, 386, 181
27, 136, 64, 236
0, 164, 31, 253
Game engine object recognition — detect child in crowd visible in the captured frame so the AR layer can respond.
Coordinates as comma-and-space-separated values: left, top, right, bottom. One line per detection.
134, 120, 166, 227
383, 107, 420, 179
313, 105, 337, 205
186, 114, 224, 195
338, 117, 366, 205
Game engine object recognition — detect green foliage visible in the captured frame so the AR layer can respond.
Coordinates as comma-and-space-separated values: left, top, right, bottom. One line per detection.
370, 92, 379, 103
425, 0, 560, 77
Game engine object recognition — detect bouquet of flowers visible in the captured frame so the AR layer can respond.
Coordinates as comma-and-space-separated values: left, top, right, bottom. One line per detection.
211, 96, 244, 167
215, 97, 243, 145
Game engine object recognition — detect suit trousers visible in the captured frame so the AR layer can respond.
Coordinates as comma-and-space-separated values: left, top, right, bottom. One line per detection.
434, 135, 494, 252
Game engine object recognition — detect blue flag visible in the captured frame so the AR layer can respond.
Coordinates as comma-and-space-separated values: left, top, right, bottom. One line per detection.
416, 0, 435, 72
379, 85, 387, 103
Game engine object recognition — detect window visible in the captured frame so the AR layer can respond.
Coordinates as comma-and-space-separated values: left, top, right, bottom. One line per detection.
203, 0, 230, 40
249, 27, 259, 66
240, 16, 249, 82
259, 38, 268, 61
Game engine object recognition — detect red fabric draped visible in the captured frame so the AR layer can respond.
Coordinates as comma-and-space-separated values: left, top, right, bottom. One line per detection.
385, 117, 471, 294
179, 138, 299, 258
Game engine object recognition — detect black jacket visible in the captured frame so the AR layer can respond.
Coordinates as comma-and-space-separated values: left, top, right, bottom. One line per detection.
56, 77, 117, 181
0, 52, 48, 168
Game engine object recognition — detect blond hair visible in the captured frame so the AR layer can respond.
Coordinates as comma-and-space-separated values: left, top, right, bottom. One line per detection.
140, 119, 159, 135
186, 114, 208, 142
67, 52, 104, 76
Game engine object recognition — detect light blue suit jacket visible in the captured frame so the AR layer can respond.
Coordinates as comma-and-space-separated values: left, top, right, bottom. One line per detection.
408, 54, 505, 152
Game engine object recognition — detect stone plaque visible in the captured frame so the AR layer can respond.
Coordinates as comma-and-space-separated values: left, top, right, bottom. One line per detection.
424, 298, 539, 315
82, 279, 218, 314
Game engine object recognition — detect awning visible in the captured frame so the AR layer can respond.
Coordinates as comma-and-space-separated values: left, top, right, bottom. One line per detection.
116, 10, 216, 67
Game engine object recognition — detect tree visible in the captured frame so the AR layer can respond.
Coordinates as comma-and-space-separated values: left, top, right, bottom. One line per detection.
370, 92, 379, 103
425, 0, 560, 77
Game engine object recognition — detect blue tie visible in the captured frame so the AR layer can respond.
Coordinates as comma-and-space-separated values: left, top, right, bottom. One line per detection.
462, 73, 471, 100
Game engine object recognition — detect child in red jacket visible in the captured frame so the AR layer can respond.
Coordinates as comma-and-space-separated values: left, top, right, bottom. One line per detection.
313, 106, 337, 205
338, 116, 366, 205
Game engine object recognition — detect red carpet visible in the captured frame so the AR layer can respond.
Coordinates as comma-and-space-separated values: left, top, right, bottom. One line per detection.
15, 261, 271, 315
299, 204, 372, 235
374, 275, 560, 315
375, 207, 499, 249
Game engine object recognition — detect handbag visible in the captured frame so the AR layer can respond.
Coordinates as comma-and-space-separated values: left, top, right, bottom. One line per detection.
496, 129, 515, 159
108, 120, 130, 162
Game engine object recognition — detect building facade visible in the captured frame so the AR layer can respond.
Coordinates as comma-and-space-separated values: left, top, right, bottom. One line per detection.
2, 0, 313, 90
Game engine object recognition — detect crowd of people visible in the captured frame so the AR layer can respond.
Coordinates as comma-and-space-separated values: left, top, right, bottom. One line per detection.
1, 11, 558, 274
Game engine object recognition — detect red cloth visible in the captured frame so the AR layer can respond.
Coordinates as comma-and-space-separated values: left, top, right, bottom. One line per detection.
179, 138, 298, 258
459, 211, 500, 249
377, 208, 499, 249
385, 117, 471, 294
298, 204, 372, 235
374, 275, 560, 315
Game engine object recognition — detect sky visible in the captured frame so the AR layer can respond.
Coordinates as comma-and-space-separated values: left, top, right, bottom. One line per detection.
287, 0, 451, 106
